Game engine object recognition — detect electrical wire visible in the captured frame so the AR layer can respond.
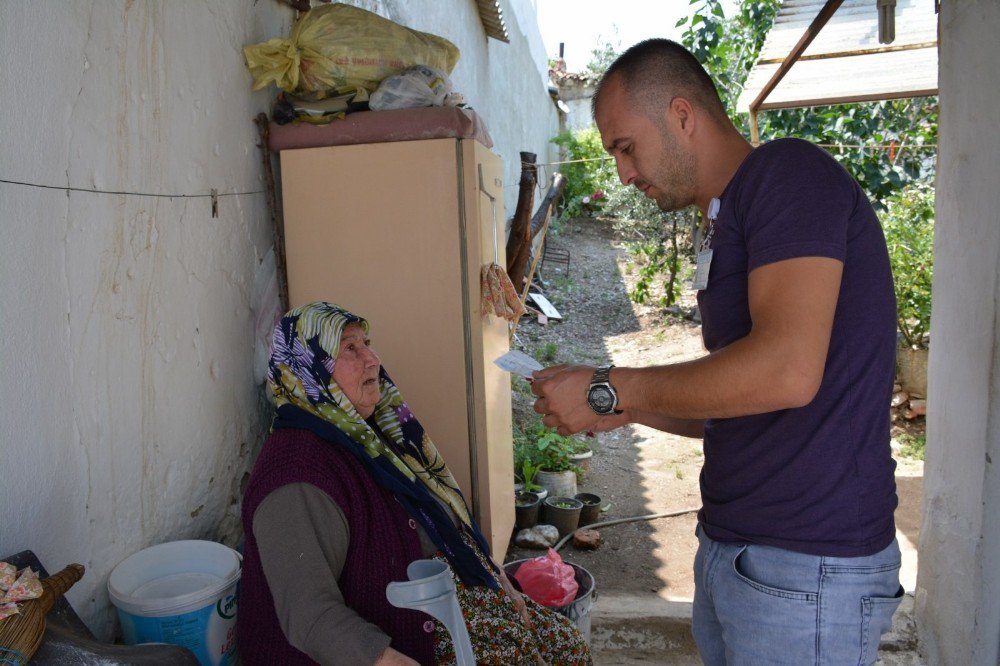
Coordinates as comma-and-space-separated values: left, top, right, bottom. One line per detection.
0, 177, 265, 199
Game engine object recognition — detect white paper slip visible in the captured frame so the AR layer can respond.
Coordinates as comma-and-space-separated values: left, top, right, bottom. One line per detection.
494, 350, 543, 378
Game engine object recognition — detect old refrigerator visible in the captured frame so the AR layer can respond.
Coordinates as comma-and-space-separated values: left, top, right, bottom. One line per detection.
279, 137, 515, 557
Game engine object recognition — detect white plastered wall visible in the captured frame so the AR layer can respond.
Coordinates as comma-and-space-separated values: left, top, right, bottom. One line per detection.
381, 0, 562, 212
914, 1, 1000, 663
0, 0, 558, 639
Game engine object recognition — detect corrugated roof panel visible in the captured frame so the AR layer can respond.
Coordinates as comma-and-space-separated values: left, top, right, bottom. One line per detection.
475, 0, 509, 43
736, 0, 938, 113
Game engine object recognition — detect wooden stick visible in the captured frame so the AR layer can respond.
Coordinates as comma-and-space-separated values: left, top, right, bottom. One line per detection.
509, 206, 553, 343
254, 113, 290, 313
505, 152, 537, 290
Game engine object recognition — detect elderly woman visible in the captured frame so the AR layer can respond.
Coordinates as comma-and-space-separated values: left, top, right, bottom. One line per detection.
239, 302, 591, 665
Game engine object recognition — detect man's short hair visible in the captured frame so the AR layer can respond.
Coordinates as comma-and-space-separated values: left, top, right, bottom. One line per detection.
593, 39, 728, 125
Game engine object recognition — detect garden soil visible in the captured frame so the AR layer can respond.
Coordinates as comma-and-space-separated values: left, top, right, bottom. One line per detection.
503, 216, 925, 601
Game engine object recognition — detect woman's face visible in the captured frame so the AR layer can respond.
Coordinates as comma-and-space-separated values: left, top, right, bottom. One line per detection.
332, 323, 382, 418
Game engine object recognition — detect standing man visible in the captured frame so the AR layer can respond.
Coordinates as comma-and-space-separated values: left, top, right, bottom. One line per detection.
531, 39, 902, 665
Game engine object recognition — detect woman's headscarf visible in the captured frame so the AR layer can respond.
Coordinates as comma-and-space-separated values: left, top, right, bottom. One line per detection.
267, 302, 498, 589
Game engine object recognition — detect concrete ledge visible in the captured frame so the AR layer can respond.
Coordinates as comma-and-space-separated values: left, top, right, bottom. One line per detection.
589, 593, 923, 664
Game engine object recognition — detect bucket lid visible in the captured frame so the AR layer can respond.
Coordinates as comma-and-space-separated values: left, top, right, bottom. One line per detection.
108, 540, 241, 617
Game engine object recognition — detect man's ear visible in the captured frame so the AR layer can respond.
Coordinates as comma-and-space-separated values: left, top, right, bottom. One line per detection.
670, 97, 696, 135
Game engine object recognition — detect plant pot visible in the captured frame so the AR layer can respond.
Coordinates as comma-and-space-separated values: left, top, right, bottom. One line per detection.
574, 492, 602, 526
543, 496, 583, 537
525, 486, 547, 502
535, 469, 577, 498
515, 491, 541, 530
896, 346, 928, 398
568, 449, 593, 474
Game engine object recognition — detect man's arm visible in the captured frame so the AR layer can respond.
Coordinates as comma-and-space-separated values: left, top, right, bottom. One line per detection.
532, 256, 843, 435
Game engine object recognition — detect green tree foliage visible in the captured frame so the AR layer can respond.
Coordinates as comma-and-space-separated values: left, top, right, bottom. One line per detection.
677, 0, 938, 210
882, 183, 935, 348
756, 101, 937, 209
550, 127, 615, 219
550, 0, 939, 332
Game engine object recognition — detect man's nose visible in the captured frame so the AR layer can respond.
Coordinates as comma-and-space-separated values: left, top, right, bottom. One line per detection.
616, 157, 636, 186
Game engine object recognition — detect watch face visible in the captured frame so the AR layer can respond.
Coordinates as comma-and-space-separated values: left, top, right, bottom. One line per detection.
588, 385, 614, 413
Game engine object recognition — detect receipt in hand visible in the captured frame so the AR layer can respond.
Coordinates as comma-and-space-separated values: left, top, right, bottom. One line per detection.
494, 350, 543, 378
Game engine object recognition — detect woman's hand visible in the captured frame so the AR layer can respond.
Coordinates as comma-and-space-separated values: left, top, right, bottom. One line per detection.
374, 647, 420, 665
497, 565, 533, 629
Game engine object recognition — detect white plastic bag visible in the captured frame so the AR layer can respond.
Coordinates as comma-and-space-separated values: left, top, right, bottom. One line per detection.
369, 65, 463, 111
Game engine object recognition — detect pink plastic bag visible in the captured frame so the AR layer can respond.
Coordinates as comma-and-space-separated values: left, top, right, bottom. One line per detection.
512, 549, 579, 607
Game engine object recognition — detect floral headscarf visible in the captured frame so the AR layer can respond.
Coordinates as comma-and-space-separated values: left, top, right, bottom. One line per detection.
268, 302, 497, 588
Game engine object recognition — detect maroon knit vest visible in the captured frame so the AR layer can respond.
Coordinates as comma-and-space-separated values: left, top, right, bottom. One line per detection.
238, 428, 434, 665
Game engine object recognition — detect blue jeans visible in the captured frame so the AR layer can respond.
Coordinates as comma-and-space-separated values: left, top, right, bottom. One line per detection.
692, 525, 903, 665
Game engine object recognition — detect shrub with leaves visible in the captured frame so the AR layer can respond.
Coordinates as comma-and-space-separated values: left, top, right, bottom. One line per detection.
882, 183, 935, 348
513, 415, 586, 474
550, 127, 615, 219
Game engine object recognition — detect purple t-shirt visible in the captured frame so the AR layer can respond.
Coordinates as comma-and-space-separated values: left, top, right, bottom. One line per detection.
696, 138, 898, 557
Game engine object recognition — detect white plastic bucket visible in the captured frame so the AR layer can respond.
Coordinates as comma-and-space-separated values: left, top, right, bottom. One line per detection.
108, 540, 241, 666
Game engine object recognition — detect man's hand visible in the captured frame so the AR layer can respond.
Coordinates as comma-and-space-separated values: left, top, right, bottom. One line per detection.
531, 364, 630, 435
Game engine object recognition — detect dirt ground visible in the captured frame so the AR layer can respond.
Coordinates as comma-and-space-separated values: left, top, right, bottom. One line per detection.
505, 216, 925, 599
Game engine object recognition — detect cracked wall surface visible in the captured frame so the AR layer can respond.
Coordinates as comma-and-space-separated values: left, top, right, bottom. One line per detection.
0, 1, 289, 639
0, 0, 558, 640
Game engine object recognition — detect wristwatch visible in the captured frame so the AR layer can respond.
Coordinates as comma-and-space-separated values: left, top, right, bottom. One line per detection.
587, 365, 622, 415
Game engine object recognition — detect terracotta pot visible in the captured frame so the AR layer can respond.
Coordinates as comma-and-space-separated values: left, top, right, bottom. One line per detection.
896, 347, 928, 398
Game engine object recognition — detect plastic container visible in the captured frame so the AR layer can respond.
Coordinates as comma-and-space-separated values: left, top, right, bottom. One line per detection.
535, 469, 577, 499
574, 492, 603, 526
515, 491, 541, 530
108, 540, 242, 666
504, 560, 596, 643
543, 496, 583, 538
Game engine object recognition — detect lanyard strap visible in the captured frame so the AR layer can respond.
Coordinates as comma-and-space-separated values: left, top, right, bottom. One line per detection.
699, 197, 721, 253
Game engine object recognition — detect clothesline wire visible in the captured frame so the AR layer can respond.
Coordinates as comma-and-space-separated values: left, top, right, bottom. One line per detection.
0, 177, 266, 199
519, 141, 938, 171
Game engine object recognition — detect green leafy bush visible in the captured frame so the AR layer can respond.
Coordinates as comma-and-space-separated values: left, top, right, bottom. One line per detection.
882, 183, 935, 348
513, 415, 586, 474
550, 127, 615, 219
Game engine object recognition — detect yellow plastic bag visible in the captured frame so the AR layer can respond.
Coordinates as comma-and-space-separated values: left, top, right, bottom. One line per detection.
244, 3, 460, 94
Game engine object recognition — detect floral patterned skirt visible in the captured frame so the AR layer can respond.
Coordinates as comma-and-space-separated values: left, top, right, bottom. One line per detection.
431, 548, 592, 665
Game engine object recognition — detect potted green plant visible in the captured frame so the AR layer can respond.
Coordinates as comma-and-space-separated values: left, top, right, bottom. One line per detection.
515, 417, 581, 498
567, 438, 594, 479
542, 496, 583, 538
532, 429, 579, 498
519, 460, 547, 501
574, 492, 603, 526
514, 490, 541, 530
